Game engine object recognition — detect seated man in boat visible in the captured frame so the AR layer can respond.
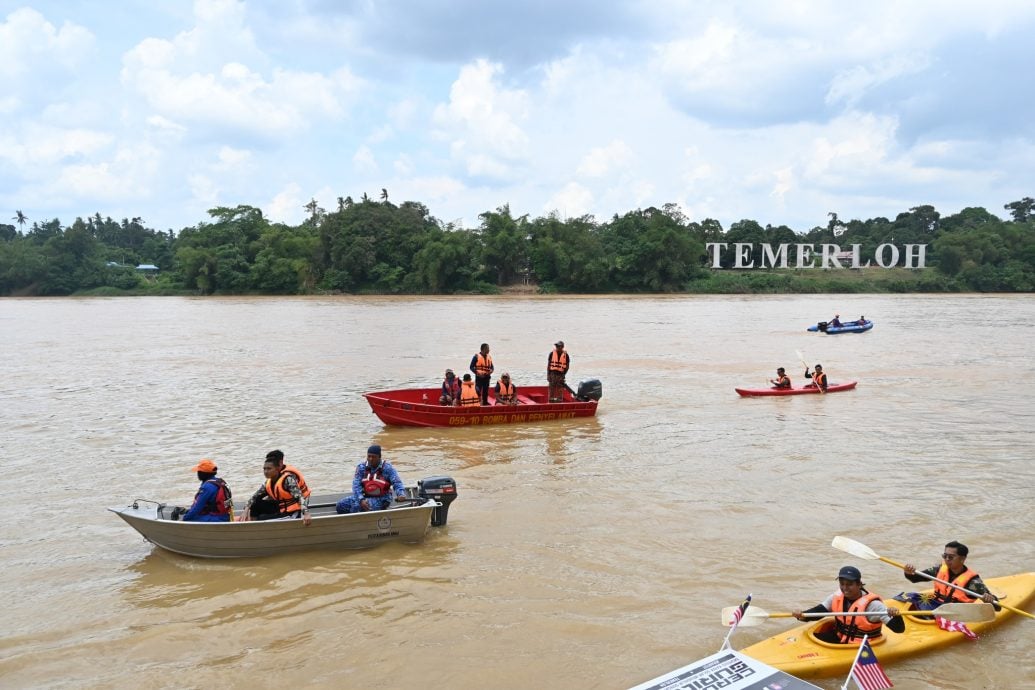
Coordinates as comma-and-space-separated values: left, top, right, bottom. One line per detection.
804, 363, 828, 390
439, 368, 461, 406
898, 541, 998, 608
769, 367, 791, 389
792, 566, 905, 644
181, 458, 232, 522
856, 315, 867, 325
494, 372, 518, 405
459, 373, 481, 406
830, 314, 842, 328
336, 445, 407, 514
240, 450, 312, 525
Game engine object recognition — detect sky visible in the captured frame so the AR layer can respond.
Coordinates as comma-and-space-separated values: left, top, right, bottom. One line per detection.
2, 0, 1034, 234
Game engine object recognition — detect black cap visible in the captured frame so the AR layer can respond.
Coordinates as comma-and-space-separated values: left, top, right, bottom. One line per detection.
837, 565, 862, 581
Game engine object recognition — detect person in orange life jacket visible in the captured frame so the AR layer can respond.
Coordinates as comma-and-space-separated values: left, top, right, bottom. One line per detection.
547, 340, 570, 402
792, 566, 904, 644
770, 367, 791, 389
901, 541, 997, 606
830, 314, 842, 328
494, 372, 518, 405
336, 445, 406, 514
470, 342, 494, 405
804, 363, 828, 390
240, 450, 311, 525
458, 373, 481, 407
182, 458, 232, 522
439, 368, 462, 406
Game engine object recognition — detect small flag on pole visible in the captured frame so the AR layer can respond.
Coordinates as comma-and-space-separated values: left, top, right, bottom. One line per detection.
729, 594, 751, 628
719, 594, 752, 652
849, 638, 893, 690
937, 616, 978, 640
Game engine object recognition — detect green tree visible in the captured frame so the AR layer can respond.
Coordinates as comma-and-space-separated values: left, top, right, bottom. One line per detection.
1004, 197, 1035, 223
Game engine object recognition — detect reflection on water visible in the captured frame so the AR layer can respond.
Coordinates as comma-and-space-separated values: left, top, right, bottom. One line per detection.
1, 295, 1034, 689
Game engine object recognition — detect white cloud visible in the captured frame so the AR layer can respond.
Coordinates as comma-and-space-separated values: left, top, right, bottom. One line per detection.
353, 145, 378, 174
577, 140, 633, 178
544, 182, 594, 219
188, 173, 219, 206
216, 145, 252, 169
0, 7, 94, 79
433, 59, 530, 179
265, 182, 304, 224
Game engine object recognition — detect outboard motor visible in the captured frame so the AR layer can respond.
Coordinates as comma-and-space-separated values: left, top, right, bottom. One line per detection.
576, 379, 603, 402
818, 321, 828, 332
418, 476, 457, 527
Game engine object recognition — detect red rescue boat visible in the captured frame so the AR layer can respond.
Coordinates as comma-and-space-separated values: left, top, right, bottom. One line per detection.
735, 381, 858, 397
363, 380, 602, 427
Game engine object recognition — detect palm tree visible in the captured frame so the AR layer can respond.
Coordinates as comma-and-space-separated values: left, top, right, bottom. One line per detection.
380, 188, 389, 203
13, 210, 27, 230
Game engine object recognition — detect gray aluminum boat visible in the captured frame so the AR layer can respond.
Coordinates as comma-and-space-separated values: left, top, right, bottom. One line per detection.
110, 476, 457, 559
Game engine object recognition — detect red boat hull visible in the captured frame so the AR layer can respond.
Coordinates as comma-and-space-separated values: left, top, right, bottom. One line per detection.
735, 381, 858, 397
363, 386, 599, 427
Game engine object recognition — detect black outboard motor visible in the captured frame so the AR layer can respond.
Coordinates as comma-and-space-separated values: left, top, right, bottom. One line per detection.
818, 321, 828, 332
418, 476, 457, 527
576, 379, 603, 402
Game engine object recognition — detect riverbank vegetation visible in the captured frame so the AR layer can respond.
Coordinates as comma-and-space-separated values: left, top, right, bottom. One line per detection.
2, 196, 1033, 295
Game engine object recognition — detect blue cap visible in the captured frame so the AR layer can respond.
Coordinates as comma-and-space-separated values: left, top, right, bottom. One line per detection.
367, 444, 381, 456
837, 566, 862, 581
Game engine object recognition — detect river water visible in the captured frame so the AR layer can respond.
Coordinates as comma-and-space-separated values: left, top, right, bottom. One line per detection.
1, 295, 1033, 689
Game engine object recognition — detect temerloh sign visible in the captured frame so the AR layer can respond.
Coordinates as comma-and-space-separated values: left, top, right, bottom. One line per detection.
706, 243, 928, 269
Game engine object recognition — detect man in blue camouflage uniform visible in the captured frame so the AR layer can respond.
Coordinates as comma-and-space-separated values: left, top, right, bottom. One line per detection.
336, 445, 406, 514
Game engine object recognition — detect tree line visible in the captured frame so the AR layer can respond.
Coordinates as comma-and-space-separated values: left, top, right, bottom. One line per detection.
2, 196, 1034, 296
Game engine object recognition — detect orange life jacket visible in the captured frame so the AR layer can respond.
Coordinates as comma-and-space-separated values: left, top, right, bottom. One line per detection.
361, 465, 391, 497
934, 564, 979, 603
774, 374, 791, 389
811, 370, 827, 388
459, 380, 480, 406
496, 380, 516, 403
549, 350, 569, 373
831, 592, 884, 643
474, 353, 493, 376
265, 465, 311, 514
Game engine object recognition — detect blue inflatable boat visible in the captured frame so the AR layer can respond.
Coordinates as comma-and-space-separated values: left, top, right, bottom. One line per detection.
807, 319, 873, 334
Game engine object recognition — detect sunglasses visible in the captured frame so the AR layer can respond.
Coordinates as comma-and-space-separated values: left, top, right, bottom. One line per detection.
942, 553, 960, 560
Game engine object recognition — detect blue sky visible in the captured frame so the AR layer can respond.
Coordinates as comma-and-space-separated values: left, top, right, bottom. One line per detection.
2, 0, 1033, 233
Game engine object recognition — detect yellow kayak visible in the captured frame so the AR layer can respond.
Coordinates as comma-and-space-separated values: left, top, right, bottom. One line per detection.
742, 572, 1035, 678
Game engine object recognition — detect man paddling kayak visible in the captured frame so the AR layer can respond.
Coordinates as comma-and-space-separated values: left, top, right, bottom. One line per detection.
900, 541, 998, 607
804, 363, 828, 391
770, 367, 791, 389
792, 566, 905, 643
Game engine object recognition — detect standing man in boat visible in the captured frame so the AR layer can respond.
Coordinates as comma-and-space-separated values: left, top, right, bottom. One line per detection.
240, 450, 312, 525
336, 445, 407, 514
770, 367, 791, 389
804, 363, 828, 391
494, 372, 518, 405
181, 458, 232, 522
901, 541, 998, 606
470, 343, 494, 405
792, 566, 904, 644
547, 340, 570, 403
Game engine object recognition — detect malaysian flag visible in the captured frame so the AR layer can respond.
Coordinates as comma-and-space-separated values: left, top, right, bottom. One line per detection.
937, 616, 978, 640
729, 594, 752, 628
850, 638, 893, 689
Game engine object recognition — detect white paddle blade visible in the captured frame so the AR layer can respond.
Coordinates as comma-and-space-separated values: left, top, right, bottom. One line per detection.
831, 535, 880, 560
720, 605, 767, 627
913, 602, 996, 623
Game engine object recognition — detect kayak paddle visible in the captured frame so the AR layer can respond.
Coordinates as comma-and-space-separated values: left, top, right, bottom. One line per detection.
720, 601, 995, 627
831, 536, 1034, 621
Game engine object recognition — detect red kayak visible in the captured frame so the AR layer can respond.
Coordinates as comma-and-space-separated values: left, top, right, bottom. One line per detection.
364, 380, 602, 427
735, 381, 858, 397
